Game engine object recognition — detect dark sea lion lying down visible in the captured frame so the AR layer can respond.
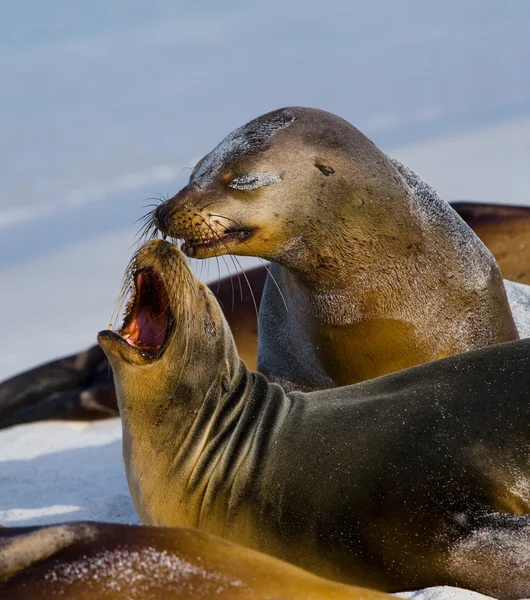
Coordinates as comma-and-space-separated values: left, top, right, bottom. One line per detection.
0, 521, 393, 600
99, 239, 530, 599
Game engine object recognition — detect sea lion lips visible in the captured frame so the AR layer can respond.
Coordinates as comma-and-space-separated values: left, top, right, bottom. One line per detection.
118, 268, 172, 352
181, 226, 256, 258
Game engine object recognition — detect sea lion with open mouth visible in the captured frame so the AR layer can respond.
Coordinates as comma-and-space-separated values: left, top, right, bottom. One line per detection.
0, 521, 394, 600
153, 106, 526, 390
0, 265, 265, 429
99, 239, 530, 599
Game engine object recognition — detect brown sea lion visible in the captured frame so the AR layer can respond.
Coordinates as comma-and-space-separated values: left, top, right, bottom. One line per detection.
152, 106, 522, 390
99, 239, 530, 599
452, 202, 530, 286
0, 521, 393, 599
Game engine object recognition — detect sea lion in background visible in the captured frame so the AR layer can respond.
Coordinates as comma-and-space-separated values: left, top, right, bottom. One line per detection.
99, 239, 530, 598
0, 267, 264, 430
453, 202, 530, 286
153, 106, 521, 390
0, 522, 393, 600
0, 345, 119, 428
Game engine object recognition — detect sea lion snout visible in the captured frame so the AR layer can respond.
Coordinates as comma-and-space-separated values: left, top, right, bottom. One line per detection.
98, 239, 233, 387
98, 240, 192, 365
154, 182, 257, 259
152, 199, 173, 233
153, 182, 201, 234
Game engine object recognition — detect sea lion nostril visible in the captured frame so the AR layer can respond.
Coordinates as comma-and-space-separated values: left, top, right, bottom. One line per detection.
154, 203, 172, 232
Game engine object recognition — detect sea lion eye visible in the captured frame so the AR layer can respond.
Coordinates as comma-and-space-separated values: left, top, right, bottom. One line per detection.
316, 164, 335, 176
228, 172, 281, 191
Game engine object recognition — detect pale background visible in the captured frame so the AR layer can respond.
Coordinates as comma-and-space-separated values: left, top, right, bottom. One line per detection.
1, 0, 529, 380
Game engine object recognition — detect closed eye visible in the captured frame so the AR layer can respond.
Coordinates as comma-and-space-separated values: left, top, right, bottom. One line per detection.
228, 171, 281, 191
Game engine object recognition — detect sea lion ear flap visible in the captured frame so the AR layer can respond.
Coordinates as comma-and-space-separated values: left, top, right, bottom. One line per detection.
0, 524, 97, 582
315, 163, 335, 176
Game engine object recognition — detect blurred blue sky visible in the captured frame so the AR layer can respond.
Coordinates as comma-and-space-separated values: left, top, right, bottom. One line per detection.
2, 1, 529, 263
1, 1, 529, 376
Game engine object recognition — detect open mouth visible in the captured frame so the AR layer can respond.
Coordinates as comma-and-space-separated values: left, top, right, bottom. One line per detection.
181, 227, 255, 257
117, 268, 173, 356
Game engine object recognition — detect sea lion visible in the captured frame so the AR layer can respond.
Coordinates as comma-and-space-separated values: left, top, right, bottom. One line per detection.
0, 345, 119, 428
453, 202, 530, 286
0, 266, 264, 430
152, 106, 522, 390
0, 521, 393, 599
99, 239, 530, 599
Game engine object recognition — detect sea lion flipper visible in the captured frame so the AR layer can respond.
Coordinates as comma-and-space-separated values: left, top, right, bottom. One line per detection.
451, 202, 530, 285
0, 347, 118, 429
0, 523, 96, 582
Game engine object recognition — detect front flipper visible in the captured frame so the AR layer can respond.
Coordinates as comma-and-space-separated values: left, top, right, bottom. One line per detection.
0, 346, 116, 429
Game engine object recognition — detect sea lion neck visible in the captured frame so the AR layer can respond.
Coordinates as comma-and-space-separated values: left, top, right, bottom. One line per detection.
115, 324, 242, 423
257, 159, 518, 388
271, 156, 504, 309
120, 357, 291, 530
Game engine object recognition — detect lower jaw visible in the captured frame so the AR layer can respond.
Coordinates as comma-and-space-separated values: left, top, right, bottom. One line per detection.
182, 236, 253, 258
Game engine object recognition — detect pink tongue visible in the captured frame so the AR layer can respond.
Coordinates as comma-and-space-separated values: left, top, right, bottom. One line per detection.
127, 307, 166, 347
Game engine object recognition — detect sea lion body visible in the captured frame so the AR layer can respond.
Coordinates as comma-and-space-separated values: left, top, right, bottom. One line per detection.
453, 202, 530, 286
99, 240, 530, 599
0, 521, 392, 600
153, 107, 519, 389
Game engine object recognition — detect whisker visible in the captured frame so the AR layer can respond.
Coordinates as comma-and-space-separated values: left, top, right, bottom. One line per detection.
209, 218, 287, 314
258, 257, 287, 311
195, 214, 258, 320
194, 213, 241, 308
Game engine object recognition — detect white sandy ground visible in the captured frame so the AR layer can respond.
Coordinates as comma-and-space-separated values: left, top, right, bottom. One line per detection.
0, 418, 498, 600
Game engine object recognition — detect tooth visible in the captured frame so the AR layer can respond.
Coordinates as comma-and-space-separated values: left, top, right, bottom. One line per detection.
122, 333, 131, 339
108, 324, 113, 331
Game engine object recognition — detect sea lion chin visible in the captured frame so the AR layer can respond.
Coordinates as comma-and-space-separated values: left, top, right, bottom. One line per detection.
99, 239, 530, 598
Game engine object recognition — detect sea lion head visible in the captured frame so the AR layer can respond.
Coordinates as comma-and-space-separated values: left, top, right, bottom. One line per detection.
97, 240, 238, 407
153, 106, 408, 268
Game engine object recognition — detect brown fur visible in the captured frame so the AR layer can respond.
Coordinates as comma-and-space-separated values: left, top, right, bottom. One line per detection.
0, 521, 392, 599
99, 240, 530, 598
153, 107, 518, 389
454, 202, 530, 286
